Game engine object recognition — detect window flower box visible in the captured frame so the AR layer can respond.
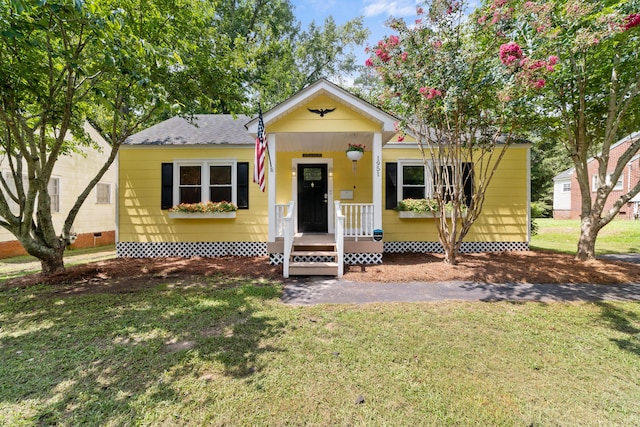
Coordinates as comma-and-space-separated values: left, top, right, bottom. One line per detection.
168, 201, 237, 219
398, 210, 440, 219
395, 198, 466, 219
168, 211, 236, 219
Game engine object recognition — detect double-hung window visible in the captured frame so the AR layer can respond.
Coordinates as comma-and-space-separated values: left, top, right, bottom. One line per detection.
96, 183, 111, 204
386, 160, 474, 209
592, 173, 624, 191
173, 160, 244, 206
398, 161, 433, 200
48, 177, 60, 213
162, 160, 248, 210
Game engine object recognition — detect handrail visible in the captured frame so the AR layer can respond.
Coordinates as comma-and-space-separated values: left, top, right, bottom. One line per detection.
334, 201, 344, 277
275, 203, 290, 238
340, 203, 374, 241
282, 200, 295, 278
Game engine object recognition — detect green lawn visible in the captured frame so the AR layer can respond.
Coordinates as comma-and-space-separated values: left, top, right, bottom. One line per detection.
532, 218, 640, 254
1, 278, 639, 426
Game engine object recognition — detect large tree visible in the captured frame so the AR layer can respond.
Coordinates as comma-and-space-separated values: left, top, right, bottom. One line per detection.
0, 0, 370, 276
0, 0, 242, 275
367, 0, 547, 264
483, 0, 640, 260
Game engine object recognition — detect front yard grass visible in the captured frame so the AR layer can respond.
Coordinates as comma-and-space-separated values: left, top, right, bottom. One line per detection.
1, 278, 639, 426
531, 218, 640, 254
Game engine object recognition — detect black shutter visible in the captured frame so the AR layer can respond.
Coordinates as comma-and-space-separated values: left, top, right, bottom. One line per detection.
385, 162, 397, 210
237, 162, 249, 209
463, 162, 474, 207
161, 163, 173, 209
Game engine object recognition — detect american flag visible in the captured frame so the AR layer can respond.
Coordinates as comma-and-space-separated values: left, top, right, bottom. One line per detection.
253, 108, 267, 192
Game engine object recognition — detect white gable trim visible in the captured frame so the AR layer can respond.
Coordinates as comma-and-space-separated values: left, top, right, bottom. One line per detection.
245, 79, 398, 136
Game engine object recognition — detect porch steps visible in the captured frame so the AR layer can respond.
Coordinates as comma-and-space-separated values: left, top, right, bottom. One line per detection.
288, 240, 339, 277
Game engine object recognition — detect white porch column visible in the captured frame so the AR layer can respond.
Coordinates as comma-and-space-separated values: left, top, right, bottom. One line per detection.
267, 134, 277, 242
372, 132, 383, 230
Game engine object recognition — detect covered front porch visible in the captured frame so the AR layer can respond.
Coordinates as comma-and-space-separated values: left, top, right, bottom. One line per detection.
268, 201, 384, 277
245, 79, 398, 277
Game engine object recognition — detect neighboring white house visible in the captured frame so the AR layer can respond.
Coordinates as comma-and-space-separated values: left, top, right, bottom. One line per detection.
0, 122, 117, 258
553, 168, 573, 216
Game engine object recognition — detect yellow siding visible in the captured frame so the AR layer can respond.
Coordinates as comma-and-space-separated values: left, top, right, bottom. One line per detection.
120, 143, 529, 244
118, 146, 268, 242
381, 146, 529, 243
269, 94, 380, 133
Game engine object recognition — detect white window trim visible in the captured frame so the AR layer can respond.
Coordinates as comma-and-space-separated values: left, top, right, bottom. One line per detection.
562, 182, 571, 192
49, 176, 61, 213
607, 173, 623, 191
397, 159, 433, 201
591, 175, 599, 192
96, 182, 112, 204
173, 160, 237, 205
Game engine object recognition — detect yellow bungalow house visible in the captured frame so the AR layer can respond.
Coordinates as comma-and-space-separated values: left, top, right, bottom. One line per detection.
118, 79, 530, 277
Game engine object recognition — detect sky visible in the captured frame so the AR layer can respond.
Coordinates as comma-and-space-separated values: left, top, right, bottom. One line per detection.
292, 0, 421, 66
292, 0, 482, 69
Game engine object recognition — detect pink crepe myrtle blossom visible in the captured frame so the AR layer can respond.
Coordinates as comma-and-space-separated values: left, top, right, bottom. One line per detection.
397, 134, 405, 142
365, 58, 374, 67
548, 55, 558, 65
499, 41, 523, 66
388, 35, 400, 47
400, 51, 408, 61
416, 6, 424, 15
623, 13, 640, 31
432, 40, 443, 49
420, 87, 442, 99
491, 0, 508, 9
375, 48, 391, 62
533, 79, 546, 88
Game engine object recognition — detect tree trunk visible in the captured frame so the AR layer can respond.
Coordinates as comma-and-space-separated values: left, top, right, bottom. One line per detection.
40, 253, 66, 276
21, 238, 66, 276
576, 216, 599, 260
441, 238, 459, 265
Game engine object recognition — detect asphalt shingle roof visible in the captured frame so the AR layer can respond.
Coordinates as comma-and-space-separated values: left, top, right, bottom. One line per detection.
125, 114, 254, 145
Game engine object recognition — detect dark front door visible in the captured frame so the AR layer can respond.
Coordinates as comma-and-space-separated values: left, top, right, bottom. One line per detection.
297, 164, 328, 233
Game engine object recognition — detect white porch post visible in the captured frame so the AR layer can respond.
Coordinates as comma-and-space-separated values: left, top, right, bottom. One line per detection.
372, 132, 383, 230
267, 134, 277, 242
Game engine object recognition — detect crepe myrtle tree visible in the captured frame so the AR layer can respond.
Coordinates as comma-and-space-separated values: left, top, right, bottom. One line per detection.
0, 0, 237, 275
480, 0, 640, 260
366, 0, 551, 264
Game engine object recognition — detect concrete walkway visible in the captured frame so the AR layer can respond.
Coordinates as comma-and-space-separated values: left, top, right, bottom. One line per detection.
282, 278, 640, 305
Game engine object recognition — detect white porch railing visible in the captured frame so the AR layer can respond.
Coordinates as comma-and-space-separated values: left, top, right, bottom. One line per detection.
334, 201, 344, 277
340, 203, 374, 241
275, 203, 292, 238
282, 201, 295, 279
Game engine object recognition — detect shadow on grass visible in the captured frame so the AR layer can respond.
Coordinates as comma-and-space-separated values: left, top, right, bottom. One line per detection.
596, 302, 640, 356
0, 279, 283, 425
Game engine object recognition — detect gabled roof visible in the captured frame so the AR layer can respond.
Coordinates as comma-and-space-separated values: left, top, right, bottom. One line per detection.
245, 78, 399, 139
553, 167, 574, 181
125, 114, 253, 146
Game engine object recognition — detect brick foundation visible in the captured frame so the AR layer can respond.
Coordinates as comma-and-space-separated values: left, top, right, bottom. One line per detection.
0, 230, 115, 259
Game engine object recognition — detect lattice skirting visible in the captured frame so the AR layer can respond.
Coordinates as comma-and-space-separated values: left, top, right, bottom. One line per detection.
117, 242, 267, 258
117, 241, 527, 260
383, 241, 529, 253
269, 252, 383, 266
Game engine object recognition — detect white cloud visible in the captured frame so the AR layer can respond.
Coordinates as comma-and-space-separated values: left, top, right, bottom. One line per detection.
362, 0, 417, 18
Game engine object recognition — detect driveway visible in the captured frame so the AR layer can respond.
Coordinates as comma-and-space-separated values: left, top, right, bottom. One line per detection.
282, 278, 640, 305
